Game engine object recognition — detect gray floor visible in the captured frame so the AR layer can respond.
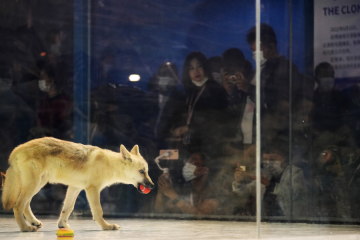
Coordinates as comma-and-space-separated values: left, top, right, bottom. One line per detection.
1, 215, 360, 239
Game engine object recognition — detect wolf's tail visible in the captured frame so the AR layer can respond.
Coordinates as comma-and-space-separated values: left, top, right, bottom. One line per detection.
2, 165, 21, 211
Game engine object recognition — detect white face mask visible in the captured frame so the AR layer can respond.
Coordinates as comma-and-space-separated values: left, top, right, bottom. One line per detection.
252, 51, 267, 66
50, 44, 61, 55
38, 80, 51, 92
192, 77, 208, 87
262, 160, 284, 178
158, 76, 177, 92
212, 72, 222, 84
182, 162, 197, 182
319, 77, 335, 91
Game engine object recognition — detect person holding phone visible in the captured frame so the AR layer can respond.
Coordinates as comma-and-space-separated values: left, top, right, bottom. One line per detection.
154, 152, 219, 215
221, 48, 254, 158
232, 142, 308, 217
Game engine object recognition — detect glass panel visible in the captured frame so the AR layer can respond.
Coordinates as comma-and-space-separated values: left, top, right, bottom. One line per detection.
310, 0, 360, 223
0, 0, 260, 223
88, 0, 258, 221
1, 0, 360, 238
254, 0, 297, 222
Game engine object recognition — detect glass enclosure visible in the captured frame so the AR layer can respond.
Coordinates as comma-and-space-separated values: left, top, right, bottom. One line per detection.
1, 0, 360, 237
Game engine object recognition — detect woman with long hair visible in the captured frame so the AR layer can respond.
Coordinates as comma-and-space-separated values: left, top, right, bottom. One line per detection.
173, 51, 228, 167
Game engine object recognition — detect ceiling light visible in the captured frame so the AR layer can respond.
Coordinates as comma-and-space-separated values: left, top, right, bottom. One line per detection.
129, 74, 140, 82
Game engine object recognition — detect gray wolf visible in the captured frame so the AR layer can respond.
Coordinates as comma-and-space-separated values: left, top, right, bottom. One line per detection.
1, 137, 154, 232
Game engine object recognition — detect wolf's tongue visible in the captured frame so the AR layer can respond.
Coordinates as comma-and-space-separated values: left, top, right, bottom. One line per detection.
140, 184, 150, 194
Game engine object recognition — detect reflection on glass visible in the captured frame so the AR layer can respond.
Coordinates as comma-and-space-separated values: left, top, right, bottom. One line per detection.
0, 1, 360, 228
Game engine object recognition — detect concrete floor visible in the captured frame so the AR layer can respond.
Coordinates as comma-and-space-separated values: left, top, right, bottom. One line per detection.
0, 215, 360, 239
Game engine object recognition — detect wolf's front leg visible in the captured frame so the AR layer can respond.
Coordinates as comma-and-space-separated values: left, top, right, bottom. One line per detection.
85, 186, 120, 230
58, 186, 82, 228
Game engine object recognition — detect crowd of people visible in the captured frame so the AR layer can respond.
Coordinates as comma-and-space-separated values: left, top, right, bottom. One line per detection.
1, 21, 360, 221
149, 23, 360, 220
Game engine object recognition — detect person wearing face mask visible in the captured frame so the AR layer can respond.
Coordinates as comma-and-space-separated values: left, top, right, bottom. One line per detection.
32, 63, 72, 139
208, 56, 223, 85
245, 24, 304, 148
46, 29, 62, 57
153, 62, 184, 145
172, 52, 228, 167
154, 152, 219, 215
221, 47, 255, 158
309, 62, 354, 169
0, 65, 35, 172
151, 62, 186, 183
311, 62, 349, 133
232, 142, 308, 217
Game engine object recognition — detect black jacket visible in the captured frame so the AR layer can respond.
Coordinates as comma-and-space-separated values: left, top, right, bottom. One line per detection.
180, 79, 228, 157
247, 56, 303, 145
155, 88, 185, 148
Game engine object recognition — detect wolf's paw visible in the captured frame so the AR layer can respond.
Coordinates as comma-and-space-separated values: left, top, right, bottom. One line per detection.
21, 225, 38, 232
102, 224, 120, 230
30, 220, 43, 228
58, 220, 70, 229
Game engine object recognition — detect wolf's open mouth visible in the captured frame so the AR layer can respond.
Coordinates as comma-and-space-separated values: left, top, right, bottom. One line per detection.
137, 184, 146, 194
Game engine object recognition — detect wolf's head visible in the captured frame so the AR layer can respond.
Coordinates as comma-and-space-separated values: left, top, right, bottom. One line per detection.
120, 144, 155, 194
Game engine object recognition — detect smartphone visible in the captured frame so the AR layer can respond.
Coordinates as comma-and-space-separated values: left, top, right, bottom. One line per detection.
239, 166, 246, 171
229, 75, 236, 84
159, 149, 179, 160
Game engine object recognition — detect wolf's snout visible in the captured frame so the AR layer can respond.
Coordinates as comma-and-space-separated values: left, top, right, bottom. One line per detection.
143, 181, 155, 189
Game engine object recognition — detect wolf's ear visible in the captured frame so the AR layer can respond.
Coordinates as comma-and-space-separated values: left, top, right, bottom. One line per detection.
130, 145, 140, 156
120, 144, 132, 162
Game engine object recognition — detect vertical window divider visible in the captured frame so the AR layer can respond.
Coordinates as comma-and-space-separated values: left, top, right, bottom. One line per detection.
289, 0, 294, 222
255, 0, 262, 238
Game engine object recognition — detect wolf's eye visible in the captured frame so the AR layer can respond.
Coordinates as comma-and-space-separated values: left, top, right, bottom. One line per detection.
139, 170, 145, 174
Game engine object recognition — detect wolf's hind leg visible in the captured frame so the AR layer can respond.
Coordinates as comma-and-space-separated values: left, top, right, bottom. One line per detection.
58, 186, 81, 228
85, 186, 120, 230
23, 176, 47, 229
14, 170, 43, 232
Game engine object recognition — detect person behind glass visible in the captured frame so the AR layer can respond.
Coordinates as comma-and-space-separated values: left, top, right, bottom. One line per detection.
246, 23, 303, 147
342, 79, 360, 150
172, 52, 228, 163
155, 152, 219, 215
221, 48, 245, 96
153, 62, 185, 182
232, 141, 308, 217
45, 29, 63, 64
154, 62, 184, 148
221, 48, 254, 158
312, 145, 350, 219
311, 62, 349, 135
32, 63, 72, 139
309, 62, 356, 182
208, 56, 223, 85
342, 78, 360, 217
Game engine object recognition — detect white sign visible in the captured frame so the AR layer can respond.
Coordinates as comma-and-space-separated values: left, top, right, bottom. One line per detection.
314, 0, 360, 78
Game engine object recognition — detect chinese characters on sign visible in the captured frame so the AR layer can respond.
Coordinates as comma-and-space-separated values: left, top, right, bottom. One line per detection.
314, 1, 360, 78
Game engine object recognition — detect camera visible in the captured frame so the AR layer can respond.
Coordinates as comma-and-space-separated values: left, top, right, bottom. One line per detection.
229, 73, 236, 84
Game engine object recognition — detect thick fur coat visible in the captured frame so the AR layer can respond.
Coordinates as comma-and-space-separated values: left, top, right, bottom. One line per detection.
1, 137, 154, 232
